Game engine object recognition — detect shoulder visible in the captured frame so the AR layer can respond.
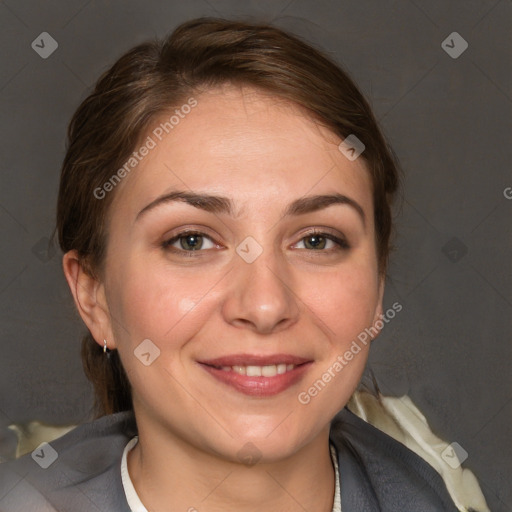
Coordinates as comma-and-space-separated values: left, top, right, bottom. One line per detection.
330, 408, 460, 511
0, 411, 136, 512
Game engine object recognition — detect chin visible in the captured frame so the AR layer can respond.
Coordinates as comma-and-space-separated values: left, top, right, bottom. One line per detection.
219, 420, 320, 464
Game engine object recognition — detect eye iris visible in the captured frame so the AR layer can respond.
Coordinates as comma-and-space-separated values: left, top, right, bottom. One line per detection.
305, 235, 326, 250
180, 234, 203, 250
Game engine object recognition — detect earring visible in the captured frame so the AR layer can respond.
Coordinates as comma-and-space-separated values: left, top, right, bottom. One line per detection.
103, 339, 111, 359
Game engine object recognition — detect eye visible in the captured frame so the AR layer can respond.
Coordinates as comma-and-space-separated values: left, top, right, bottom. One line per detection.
292, 231, 349, 251
162, 231, 216, 252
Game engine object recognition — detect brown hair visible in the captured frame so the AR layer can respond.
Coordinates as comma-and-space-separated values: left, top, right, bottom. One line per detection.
56, 17, 400, 419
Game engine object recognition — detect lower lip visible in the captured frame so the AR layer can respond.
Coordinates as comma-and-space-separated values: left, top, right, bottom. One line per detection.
198, 363, 313, 397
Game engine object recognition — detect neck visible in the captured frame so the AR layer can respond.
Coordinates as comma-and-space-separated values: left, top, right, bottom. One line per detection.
127, 414, 336, 512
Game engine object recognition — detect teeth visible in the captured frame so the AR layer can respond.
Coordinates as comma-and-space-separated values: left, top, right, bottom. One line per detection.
277, 364, 287, 375
246, 365, 262, 377
232, 365, 247, 375
261, 365, 277, 377
221, 364, 297, 376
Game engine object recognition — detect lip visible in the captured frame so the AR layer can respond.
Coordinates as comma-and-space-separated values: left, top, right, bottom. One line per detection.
197, 354, 313, 397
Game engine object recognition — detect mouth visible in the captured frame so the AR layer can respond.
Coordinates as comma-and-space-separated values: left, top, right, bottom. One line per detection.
212, 363, 298, 376
197, 354, 313, 397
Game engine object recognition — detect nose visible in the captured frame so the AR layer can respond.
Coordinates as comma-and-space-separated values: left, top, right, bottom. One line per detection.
221, 248, 300, 335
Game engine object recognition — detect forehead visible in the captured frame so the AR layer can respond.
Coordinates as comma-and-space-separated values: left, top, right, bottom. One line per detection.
111, 85, 373, 219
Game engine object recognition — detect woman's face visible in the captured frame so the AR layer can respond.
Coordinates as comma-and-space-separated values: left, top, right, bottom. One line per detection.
100, 85, 383, 462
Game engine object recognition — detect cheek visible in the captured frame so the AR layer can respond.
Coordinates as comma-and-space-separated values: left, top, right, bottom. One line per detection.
303, 261, 380, 343
106, 256, 220, 346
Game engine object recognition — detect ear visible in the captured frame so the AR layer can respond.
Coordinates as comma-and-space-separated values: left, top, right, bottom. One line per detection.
371, 275, 386, 339
62, 250, 117, 350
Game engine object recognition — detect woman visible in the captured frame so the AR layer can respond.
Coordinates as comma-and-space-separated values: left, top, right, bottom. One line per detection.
0, 18, 482, 511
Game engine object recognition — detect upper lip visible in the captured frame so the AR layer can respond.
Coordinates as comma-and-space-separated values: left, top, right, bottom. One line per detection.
198, 354, 313, 367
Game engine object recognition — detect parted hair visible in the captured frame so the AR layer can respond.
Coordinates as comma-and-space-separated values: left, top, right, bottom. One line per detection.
56, 17, 400, 419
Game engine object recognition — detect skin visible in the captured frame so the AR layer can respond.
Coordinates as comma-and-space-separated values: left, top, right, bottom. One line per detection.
64, 85, 384, 512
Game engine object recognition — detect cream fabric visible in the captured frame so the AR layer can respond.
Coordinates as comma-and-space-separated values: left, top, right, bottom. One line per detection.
347, 391, 490, 512
7, 421, 76, 459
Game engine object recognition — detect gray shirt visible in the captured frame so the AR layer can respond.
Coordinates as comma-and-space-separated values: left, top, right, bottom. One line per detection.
0, 408, 459, 511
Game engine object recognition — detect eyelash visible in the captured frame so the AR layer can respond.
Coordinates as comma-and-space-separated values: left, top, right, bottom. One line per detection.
161, 230, 218, 257
299, 229, 350, 251
161, 229, 350, 255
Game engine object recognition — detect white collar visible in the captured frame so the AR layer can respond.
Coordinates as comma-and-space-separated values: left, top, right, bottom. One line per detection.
120, 437, 147, 512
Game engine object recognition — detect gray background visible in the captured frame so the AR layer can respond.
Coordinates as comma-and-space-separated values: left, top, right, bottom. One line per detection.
0, 0, 510, 510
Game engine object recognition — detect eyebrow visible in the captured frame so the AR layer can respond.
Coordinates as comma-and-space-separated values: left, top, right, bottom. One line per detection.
283, 193, 365, 226
136, 190, 366, 226
136, 191, 233, 220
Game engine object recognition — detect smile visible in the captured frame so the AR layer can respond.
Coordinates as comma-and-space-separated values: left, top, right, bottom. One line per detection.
198, 356, 313, 397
